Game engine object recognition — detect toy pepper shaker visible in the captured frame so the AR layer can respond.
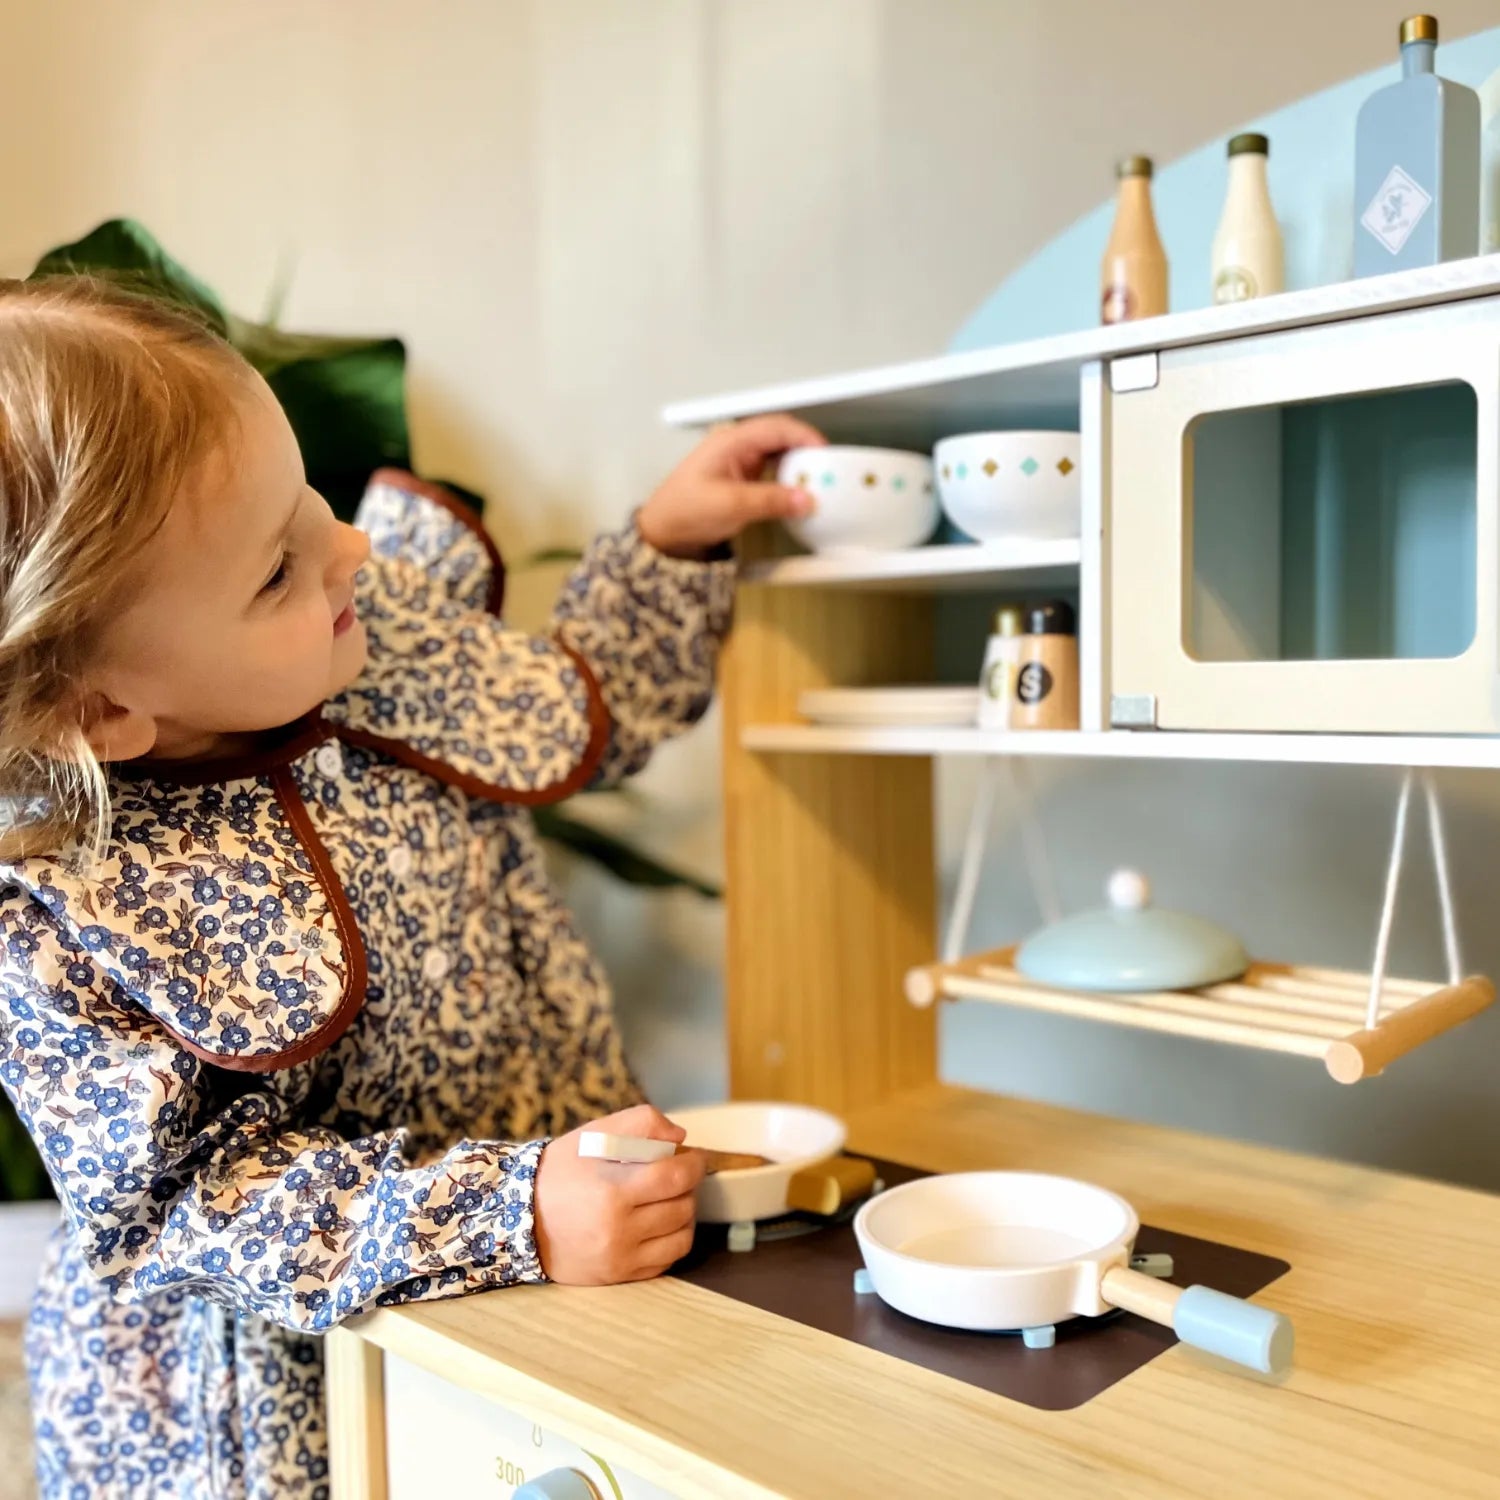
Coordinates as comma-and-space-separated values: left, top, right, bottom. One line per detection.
1012, 600, 1079, 730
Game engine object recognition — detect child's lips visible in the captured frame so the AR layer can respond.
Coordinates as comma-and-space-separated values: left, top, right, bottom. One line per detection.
333, 598, 357, 637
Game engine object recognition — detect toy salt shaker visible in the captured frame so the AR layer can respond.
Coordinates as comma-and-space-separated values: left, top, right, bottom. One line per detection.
1012, 600, 1079, 731
977, 605, 1024, 730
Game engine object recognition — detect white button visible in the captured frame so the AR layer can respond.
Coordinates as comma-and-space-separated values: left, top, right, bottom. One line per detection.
314, 743, 343, 780
388, 846, 413, 878
422, 948, 451, 984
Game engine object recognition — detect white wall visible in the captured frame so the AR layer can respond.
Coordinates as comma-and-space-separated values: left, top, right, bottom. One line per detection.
4, 0, 1498, 1179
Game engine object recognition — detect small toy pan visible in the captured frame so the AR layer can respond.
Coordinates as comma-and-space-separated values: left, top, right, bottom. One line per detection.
853, 1171, 1293, 1376
579, 1101, 846, 1223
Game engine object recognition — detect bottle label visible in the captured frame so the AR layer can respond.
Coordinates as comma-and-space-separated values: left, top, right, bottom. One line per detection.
984, 660, 1012, 701
1100, 284, 1134, 324
1017, 662, 1054, 705
1213, 266, 1258, 304
1359, 164, 1433, 255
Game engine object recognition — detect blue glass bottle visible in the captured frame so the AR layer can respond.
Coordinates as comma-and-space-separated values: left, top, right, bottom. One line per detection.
1354, 14, 1480, 277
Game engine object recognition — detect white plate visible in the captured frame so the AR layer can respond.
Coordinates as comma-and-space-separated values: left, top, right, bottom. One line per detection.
798, 686, 981, 728
668, 1102, 846, 1223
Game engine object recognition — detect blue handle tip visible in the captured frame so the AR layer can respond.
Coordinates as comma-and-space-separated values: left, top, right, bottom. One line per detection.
1174, 1285, 1294, 1375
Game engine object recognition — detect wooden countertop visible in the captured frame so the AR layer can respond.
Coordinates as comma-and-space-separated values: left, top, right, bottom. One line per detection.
347, 1085, 1500, 1499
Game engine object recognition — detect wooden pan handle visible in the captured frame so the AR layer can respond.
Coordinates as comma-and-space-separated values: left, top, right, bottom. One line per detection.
1324, 975, 1495, 1084
1100, 1266, 1293, 1375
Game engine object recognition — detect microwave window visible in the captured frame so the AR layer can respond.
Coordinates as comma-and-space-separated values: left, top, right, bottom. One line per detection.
1183, 382, 1478, 663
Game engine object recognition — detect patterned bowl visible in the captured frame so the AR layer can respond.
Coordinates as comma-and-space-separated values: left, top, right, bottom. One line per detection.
934, 431, 1081, 542
777, 445, 938, 553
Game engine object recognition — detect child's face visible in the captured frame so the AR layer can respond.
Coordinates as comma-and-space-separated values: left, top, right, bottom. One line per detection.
85, 372, 371, 762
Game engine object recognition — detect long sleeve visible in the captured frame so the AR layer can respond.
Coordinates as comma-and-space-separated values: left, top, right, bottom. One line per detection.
0, 904, 547, 1334
551, 520, 736, 786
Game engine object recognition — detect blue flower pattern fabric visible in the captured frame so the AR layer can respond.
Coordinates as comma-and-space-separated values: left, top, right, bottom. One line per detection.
0, 476, 735, 1499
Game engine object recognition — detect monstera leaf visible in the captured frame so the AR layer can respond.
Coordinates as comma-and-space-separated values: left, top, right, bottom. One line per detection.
32, 219, 411, 522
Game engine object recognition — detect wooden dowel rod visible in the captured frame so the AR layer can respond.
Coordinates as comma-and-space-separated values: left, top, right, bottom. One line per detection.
1199, 982, 1408, 1022
941, 976, 1331, 1056
1100, 1265, 1183, 1327
1324, 975, 1496, 1083
1290, 966, 1431, 997
1248, 973, 1420, 1008
974, 968, 1348, 1038
905, 946, 1017, 1009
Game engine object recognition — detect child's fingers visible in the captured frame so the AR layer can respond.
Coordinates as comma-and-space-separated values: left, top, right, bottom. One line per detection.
714, 480, 815, 526
632, 1223, 697, 1278
590, 1103, 685, 1145
630, 1193, 696, 1241
620, 1149, 707, 1206
712, 413, 826, 468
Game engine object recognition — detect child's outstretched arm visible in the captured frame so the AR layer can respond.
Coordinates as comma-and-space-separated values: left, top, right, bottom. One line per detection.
551, 414, 823, 785
0, 908, 697, 1330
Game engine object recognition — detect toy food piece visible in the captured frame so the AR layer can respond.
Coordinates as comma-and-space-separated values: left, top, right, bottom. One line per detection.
680, 1145, 772, 1174
1016, 869, 1248, 992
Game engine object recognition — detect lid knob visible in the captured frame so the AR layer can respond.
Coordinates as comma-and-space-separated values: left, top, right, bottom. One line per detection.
1107, 869, 1151, 912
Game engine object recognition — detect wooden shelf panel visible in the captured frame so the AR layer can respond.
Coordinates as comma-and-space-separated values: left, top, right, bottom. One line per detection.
739, 538, 1081, 593
741, 722, 1500, 769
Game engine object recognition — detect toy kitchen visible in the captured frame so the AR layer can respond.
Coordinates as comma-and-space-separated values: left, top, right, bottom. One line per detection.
326, 25, 1500, 1500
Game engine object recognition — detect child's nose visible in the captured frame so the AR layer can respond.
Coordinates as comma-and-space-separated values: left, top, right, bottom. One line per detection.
336, 523, 371, 577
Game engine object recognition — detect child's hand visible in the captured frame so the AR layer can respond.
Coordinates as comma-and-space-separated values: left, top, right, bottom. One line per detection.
532, 1103, 708, 1285
638, 414, 826, 558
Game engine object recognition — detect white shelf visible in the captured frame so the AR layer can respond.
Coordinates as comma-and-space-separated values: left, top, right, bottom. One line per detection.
742, 723, 1500, 770
664, 255, 1500, 446
739, 539, 1081, 592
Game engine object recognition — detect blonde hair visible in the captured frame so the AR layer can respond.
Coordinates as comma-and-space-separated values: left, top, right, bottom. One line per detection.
0, 275, 250, 862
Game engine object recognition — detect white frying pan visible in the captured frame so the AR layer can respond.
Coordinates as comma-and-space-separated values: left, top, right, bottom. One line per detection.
853, 1171, 1293, 1376
580, 1102, 846, 1223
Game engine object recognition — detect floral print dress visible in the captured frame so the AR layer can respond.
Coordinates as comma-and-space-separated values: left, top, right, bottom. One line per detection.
0, 473, 734, 1500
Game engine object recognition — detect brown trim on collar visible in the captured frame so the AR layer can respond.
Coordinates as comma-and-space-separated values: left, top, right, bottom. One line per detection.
112, 715, 336, 790
370, 467, 507, 617
163, 770, 371, 1074
334, 634, 611, 805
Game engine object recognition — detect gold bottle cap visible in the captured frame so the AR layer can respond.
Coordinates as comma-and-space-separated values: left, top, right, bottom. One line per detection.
1400, 14, 1437, 43
1116, 155, 1153, 180
1227, 132, 1269, 157
993, 606, 1024, 637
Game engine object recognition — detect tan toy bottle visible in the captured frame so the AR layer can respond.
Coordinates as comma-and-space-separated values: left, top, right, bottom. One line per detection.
1212, 133, 1284, 303
1012, 600, 1079, 731
1101, 156, 1168, 324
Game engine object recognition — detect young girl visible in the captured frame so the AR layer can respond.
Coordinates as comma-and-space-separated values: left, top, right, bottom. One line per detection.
0, 275, 821, 1500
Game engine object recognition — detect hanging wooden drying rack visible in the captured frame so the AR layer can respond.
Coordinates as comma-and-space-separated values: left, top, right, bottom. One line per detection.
906, 761, 1496, 1083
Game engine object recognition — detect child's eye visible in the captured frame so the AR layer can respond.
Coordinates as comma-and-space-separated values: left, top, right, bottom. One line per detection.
260, 554, 292, 596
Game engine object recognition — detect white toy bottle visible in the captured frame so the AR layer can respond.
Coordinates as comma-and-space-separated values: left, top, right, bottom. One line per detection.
1211, 133, 1284, 303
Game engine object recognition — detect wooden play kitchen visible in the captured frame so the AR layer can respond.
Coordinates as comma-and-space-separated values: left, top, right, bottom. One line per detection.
326, 259, 1500, 1499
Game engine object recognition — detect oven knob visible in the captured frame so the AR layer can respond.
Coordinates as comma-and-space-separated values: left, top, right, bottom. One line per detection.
512, 1469, 600, 1500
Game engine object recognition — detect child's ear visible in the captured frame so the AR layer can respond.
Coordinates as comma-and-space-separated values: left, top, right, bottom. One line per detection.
77, 692, 157, 763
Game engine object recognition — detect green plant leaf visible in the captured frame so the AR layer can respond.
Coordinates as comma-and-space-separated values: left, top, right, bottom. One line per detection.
31, 218, 228, 335
0, 1094, 53, 1203
231, 319, 413, 523
532, 806, 721, 899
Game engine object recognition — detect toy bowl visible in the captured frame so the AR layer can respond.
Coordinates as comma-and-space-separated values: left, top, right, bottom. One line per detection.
934, 431, 1081, 542
777, 445, 938, 553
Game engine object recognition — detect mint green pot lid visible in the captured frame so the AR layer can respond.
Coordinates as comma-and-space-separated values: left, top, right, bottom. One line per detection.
1015, 871, 1249, 993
